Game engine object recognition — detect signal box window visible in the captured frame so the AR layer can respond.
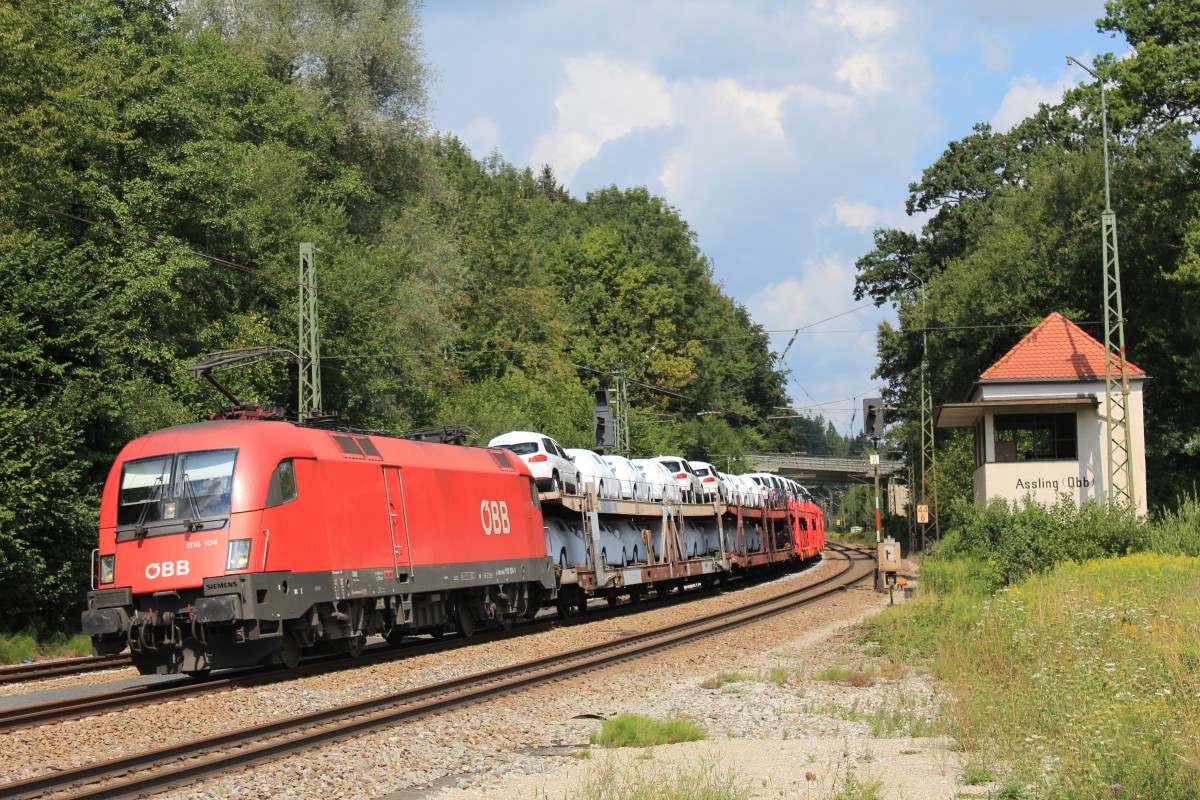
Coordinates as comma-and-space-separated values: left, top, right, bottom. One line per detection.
993, 413, 1077, 461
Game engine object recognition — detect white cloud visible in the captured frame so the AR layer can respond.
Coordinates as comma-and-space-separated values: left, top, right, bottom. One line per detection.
832, 199, 928, 233
455, 117, 503, 158
748, 256, 890, 426
991, 72, 1075, 132
834, 200, 883, 230
658, 77, 794, 198
748, 256, 861, 333
834, 0, 901, 38
837, 53, 888, 95
529, 55, 673, 185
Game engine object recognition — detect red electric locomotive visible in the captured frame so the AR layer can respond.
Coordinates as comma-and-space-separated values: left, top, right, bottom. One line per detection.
790, 498, 825, 560
82, 419, 554, 675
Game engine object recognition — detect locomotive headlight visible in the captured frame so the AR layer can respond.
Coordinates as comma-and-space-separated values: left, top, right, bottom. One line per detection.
226, 539, 252, 571
99, 555, 116, 585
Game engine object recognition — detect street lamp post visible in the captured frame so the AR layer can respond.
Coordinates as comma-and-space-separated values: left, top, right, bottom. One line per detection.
1067, 56, 1134, 510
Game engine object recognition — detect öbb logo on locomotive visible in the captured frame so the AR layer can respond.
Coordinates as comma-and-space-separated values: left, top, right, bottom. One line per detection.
145, 560, 190, 580
480, 499, 511, 535
81, 419, 824, 677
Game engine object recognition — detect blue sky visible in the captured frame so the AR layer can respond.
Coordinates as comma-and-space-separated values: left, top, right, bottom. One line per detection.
418, 1, 1126, 434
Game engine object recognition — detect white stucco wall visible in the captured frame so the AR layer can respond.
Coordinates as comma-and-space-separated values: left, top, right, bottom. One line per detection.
969, 378, 1147, 515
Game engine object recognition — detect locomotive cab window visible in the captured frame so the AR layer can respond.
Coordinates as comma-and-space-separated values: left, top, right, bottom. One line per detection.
266, 460, 298, 507
117, 449, 237, 529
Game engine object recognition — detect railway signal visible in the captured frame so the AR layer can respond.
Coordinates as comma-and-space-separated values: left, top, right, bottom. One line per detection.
862, 398, 885, 440
594, 389, 615, 451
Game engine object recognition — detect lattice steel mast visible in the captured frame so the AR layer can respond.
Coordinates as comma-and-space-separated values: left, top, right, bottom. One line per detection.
1068, 56, 1133, 509
298, 242, 322, 418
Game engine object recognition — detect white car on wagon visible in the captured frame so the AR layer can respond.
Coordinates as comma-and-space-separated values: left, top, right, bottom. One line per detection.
631, 459, 684, 503
487, 431, 579, 494
602, 454, 650, 501
648, 456, 704, 503
565, 448, 621, 499
689, 460, 726, 502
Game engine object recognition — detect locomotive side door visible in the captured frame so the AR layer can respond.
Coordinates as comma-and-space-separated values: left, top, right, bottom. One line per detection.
382, 467, 414, 579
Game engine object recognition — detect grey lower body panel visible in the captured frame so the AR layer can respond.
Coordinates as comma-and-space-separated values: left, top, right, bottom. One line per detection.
83, 556, 556, 674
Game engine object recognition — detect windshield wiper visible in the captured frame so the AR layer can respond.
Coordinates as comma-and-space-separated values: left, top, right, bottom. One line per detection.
134, 477, 164, 537
181, 472, 204, 530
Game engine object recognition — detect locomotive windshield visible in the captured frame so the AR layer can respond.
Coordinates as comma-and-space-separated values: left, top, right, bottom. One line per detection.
117, 449, 237, 528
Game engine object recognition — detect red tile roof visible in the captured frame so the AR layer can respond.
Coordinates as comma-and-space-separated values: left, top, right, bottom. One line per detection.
980, 312, 1146, 381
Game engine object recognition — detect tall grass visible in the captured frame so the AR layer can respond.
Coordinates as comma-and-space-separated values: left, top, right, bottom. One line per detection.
590, 714, 707, 748
868, 551, 1200, 798
569, 755, 747, 800
945, 554, 1200, 798
0, 628, 92, 664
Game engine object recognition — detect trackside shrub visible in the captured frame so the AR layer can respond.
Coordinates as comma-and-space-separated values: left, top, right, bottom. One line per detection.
1147, 491, 1200, 556
938, 496, 1143, 586
590, 714, 707, 748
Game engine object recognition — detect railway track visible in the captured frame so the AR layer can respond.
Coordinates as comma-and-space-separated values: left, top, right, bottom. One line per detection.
0, 550, 845, 731
0, 655, 131, 686
0, 543, 873, 800
0, 621, 556, 733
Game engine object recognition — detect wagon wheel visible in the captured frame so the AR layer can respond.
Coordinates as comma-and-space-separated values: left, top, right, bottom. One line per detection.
344, 633, 366, 658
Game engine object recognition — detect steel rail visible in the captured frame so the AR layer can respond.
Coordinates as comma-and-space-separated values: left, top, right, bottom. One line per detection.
0, 655, 130, 686
0, 544, 871, 800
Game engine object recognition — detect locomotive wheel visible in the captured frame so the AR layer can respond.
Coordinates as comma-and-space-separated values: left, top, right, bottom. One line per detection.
385, 627, 406, 648
606, 590, 619, 608
281, 633, 303, 668
556, 594, 571, 619
457, 602, 476, 637
184, 668, 211, 679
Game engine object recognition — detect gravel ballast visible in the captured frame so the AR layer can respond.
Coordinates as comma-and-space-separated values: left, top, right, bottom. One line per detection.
5, 556, 986, 799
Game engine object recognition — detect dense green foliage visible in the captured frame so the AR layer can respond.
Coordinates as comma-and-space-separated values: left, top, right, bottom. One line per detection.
0, 1, 844, 633
937, 492, 1200, 589
855, 0, 1200, 510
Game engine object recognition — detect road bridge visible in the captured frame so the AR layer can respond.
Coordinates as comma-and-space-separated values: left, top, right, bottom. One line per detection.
744, 453, 904, 484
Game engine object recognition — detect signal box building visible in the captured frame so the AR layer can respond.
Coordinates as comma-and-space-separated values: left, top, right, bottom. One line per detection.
935, 312, 1148, 515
